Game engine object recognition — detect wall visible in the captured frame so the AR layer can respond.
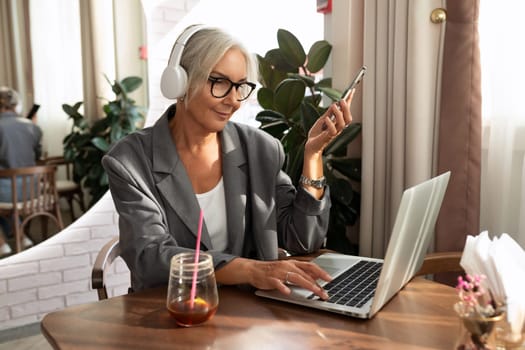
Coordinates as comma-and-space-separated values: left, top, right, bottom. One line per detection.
0, 0, 198, 332
0, 194, 123, 330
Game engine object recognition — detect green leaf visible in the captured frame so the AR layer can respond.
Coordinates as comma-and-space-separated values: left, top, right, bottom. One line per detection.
121, 76, 142, 93
288, 73, 316, 88
110, 124, 124, 143
304, 94, 323, 108
257, 55, 273, 86
317, 86, 341, 101
300, 102, 320, 133
329, 178, 354, 206
282, 125, 306, 150
265, 49, 297, 72
104, 101, 121, 117
255, 109, 286, 124
63, 148, 75, 162
327, 157, 362, 182
274, 79, 305, 117
316, 77, 332, 88
257, 88, 274, 109
91, 137, 110, 152
306, 40, 332, 73
99, 172, 109, 186
277, 29, 306, 69
257, 54, 291, 91
87, 164, 104, 180
324, 123, 362, 155
259, 121, 288, 139
72, 134, 93, 148
91, 118, 110, 135
62, 103, 81, 117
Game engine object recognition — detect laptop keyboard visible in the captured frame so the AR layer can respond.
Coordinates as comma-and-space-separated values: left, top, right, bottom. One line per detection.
309, 260, 383, 308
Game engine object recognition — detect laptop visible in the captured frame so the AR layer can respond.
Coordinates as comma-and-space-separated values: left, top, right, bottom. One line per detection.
256, 171, 451, 319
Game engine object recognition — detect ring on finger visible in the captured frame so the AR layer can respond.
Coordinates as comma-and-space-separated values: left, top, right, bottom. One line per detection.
284, 271, 293, 285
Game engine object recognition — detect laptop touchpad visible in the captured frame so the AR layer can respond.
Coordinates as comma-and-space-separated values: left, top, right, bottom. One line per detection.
313, 253, 361, 277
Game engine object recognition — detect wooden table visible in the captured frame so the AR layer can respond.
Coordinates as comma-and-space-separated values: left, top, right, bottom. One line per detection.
41, 278, 463, 349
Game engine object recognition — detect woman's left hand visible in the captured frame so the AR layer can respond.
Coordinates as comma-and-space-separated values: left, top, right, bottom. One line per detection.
305, 88, 355, 155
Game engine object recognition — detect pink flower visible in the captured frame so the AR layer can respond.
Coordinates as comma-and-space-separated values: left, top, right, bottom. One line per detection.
455, 273, 496, 317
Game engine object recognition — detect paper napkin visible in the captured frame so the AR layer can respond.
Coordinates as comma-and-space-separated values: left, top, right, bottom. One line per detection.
460, 231, 525, 340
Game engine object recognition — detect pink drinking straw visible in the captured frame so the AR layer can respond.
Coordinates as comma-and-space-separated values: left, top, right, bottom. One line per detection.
190, 209, 204, 308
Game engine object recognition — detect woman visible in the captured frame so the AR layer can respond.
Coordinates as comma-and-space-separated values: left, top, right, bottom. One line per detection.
102, 25, 355, 298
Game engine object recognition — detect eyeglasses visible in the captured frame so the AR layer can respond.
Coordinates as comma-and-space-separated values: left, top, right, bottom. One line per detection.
208, 76, 256, 101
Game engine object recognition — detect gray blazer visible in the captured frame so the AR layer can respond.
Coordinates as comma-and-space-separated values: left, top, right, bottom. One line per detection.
102, 105, 331, 291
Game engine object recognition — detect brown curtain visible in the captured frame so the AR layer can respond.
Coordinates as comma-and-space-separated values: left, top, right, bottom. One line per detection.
78, 0, 116, 122
435, 0, 481, 253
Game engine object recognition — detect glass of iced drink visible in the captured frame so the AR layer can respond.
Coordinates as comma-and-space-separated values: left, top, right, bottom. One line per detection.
166, 252, 219, 327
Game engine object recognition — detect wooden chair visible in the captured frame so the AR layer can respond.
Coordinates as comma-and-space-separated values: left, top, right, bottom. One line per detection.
42, 156, 85, 221
414, 251, 464, 287
92, 237, 121, 300
0, 165, 64, 252
415, 251, 463, 276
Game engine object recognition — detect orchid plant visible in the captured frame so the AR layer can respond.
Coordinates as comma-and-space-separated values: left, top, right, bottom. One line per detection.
455, 274, 497, 318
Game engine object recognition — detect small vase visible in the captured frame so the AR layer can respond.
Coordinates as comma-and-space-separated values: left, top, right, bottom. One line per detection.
455, 302, 505, 350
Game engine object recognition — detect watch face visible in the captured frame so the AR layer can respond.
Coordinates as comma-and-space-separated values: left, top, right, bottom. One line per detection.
312, 179, 326, 189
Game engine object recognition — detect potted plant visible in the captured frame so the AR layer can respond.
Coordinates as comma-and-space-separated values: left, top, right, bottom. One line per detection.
62, 76, 145, 206
256, 29, 361, 254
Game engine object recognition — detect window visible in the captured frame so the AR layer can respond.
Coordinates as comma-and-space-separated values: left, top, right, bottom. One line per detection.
29, 0, 83, 157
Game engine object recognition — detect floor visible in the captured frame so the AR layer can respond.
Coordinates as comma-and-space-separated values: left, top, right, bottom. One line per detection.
0, 206, 78, 349
1, 205, 76, 259
0, 323, 52, 350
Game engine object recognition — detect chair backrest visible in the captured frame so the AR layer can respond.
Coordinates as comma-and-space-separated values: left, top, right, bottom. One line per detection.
0, 165, 59, 212
92, 237, 121, 300
414, 251, 463, 277
41, 155, 85, 220
42, 156, 74, 181
0, 165, 64, 251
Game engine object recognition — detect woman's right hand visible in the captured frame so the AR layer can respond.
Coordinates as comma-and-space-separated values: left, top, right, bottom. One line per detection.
214, 257, 332, 300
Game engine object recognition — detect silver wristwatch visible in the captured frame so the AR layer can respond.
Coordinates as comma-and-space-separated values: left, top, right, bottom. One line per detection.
299, 174, 327, 189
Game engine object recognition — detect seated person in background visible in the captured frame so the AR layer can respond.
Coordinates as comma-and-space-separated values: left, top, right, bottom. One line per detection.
102, 25, 354, 297
0, 86, 42, 255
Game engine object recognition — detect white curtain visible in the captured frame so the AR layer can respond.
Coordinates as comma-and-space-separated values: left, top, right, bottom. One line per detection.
30, 0, 83, 157
479, 1, 525, 247
0, 0, 33, 113
30, 0, 148, 158
359, 0, 446, 257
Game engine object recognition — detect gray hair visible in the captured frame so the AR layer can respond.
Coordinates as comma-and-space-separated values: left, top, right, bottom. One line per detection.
0, 86, 19, 110
180, 26, 258, 103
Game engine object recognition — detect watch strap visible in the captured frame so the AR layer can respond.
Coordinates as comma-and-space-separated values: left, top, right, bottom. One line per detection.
299, 174, 326, 189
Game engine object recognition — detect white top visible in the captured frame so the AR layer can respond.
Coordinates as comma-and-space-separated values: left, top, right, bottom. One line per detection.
195, 177, 228, 251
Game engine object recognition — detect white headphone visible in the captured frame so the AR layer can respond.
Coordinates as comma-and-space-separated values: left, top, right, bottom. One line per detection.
160, 24, 208, 100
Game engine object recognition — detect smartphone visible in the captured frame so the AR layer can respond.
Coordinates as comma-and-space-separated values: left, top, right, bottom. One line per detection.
341, 65, 367, 100
322, 65, 367, 130
26, 104, 40, 120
